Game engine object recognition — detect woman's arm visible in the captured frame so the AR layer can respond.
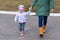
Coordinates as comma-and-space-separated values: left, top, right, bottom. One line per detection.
50, 0, 54, 9
30, 0, 37, 9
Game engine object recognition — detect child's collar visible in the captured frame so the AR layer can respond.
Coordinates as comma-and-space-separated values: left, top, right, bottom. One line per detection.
19, 11, 24, 13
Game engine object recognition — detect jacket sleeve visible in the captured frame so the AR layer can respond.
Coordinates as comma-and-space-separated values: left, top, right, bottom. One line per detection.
50, 0, 54, 9
26, 11, 31, 15
30, 0, 37, 9
14, 14, 18, 22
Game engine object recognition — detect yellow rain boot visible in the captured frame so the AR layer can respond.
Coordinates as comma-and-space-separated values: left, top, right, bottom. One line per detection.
43, 25, 46, 33
39, 27, 44, 37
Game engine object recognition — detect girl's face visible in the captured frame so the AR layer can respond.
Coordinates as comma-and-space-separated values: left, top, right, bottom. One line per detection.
19, 7, 25, 12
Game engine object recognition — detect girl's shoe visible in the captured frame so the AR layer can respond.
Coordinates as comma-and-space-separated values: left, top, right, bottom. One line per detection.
20, 31, 24, 37
20, 33, 24, 37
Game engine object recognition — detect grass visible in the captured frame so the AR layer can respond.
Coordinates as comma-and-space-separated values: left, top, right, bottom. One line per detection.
54, 0, 60, 12
0, 0, 60, 12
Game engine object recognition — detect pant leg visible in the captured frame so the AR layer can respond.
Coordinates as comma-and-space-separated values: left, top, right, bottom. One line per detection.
21, 23, 25, 31
43, 16, 48, 25
18, 23, 22, 31
18, 23, 25, 31
38, 16, 43, 27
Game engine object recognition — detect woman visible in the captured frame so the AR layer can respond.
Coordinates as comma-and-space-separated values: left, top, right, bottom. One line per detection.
29, 0, 54, 37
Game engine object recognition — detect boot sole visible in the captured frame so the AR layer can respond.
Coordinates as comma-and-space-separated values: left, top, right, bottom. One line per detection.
40, 34, 43, 38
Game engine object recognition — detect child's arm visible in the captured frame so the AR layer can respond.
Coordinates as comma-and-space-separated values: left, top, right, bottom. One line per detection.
14, 14, 19, 22
26, 11, 31, 15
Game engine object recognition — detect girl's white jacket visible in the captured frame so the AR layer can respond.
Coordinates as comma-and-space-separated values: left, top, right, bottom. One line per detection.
15, 11, 31, 23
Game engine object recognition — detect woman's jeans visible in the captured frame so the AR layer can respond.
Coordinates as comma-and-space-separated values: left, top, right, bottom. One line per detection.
38, 16, 48, 27
18, 23, 25, 31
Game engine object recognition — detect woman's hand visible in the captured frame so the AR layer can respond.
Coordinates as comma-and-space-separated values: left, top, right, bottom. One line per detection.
50, 9, 55, 13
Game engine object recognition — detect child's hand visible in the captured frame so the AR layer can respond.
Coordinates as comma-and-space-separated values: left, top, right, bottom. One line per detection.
50, 9, 55, 13
15, 20, 17, 22
15, 18, 18, 22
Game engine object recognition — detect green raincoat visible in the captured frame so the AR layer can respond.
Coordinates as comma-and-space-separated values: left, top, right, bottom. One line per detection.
30, 0, 54, 16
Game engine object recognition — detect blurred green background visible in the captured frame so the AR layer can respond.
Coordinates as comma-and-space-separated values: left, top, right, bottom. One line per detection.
0, 0, 60, 12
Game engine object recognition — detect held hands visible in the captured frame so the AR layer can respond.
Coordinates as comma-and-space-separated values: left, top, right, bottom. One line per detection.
29, 7, 32, 11
50, 9, 55, 13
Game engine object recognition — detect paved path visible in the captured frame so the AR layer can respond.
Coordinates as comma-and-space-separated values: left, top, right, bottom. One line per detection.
0, 14, 60, 40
